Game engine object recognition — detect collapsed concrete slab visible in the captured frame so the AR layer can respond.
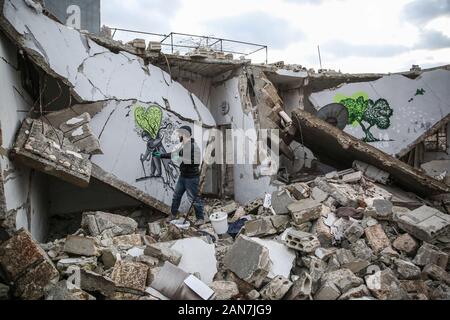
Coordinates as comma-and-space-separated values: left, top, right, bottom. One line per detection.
11, 118, 91, 187
291, 108, 450, 197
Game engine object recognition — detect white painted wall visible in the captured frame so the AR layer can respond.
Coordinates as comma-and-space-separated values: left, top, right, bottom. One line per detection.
208, 77, 278, 204
0, 33, 49, 242
309, 69, 450, 157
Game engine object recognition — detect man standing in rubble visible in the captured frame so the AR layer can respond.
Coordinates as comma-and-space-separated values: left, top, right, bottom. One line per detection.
152, 125, 205, 226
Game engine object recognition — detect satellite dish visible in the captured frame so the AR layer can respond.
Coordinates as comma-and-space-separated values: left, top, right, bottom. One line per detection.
316, 103, 349, 130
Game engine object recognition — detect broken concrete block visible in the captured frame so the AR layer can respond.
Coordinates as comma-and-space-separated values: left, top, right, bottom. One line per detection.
395, 259, 421, 280
400, 280, 429, 298
312, 217, 333, 247
64, 235, 99, 257
364, 224, 391, 254
244, 218, 277, 237
422, 264, 450, 285
46, 281, 96, 300
112, 234, 142, 248
315, 179, 359, 208
342, 171, 363, 183
282, 228, 320, 253
393, 233, 419, 256
210, 281, 239, 300
144, 243, 182, 266
136, 255, 159, 268
314, 282, 341, 300
311, 187, 329, 203
271, 190, 295, 215
430, 284, 450, 300
338, 285, 370, 300
315, 247, 336, 261
0, 229, 53, 281
81, 212, 138, 237
335, 249, 369, 274
343, 222, 364, 243
260, 275, 292, 300
79, 269, 117, 297
395, 206, 450, 242
321, 269, 364, 293
111, 261, 149, 292
14, 260, 60, 300
223, 236, 272, 288
147, 221, 163, 238
353, 161, 390, 184
101, 247, 119, 269
288, 199, 322, 225
365, 199, 393, 220
247, 289, 261, 300
287, 183, 311, 200
270, 215, 290, 231
12, 118, 91, 187
413, 243, 448, 269
285, 272, 312, 300
366, 269, 408, 300
350, 239, 374, 261
56, 257, 97, 273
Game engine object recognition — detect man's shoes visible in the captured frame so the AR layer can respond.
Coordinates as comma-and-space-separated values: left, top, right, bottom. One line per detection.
194, 219, 205, 227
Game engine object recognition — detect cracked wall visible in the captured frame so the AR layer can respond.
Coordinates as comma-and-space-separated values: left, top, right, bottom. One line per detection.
0, 32, 49, 241
309, 69, 450, 158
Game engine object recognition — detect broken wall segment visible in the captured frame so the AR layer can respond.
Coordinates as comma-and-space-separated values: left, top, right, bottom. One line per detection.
291, 108, 450, 197
11, 118, 91, 187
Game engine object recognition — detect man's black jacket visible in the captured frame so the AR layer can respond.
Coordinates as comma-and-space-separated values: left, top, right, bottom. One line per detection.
160, 138, 201, 177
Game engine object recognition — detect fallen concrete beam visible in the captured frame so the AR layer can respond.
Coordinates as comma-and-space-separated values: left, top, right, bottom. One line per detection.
291, 108, 450, 197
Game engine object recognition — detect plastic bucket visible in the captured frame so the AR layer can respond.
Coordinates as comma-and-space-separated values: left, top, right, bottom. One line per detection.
209, 212, 229, 235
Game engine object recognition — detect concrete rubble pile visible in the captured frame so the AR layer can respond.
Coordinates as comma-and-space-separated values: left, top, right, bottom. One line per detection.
0, 169, 449, 300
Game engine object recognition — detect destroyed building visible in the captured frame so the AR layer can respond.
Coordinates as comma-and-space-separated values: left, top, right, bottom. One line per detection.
0, 0, 449, 301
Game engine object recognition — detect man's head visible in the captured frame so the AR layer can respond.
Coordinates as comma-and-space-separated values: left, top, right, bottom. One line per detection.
177, 125, 192, 143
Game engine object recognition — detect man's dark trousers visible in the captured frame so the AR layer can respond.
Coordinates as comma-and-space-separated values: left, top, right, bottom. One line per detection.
171, 176, 204, 220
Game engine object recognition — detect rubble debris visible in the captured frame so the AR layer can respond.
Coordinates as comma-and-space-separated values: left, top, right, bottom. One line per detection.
422, 264, 450, 285
64, 235, 99, 257
45, 281, 96, 300
413, 243, 448, 268
210, 281, 239, 300
246, 289, 261, 300
342, 171, 363, 183
366, 269, 409, 300
243, 216, 289, 237
79, 269, 117, 297
282, 228, 320, 253
365, 199, 393, 221
57, 257, 97, 273
393, 233, 419, 256
81, 211, 138, 237
394, 259, 421, 280
288, 199, 322, 225
113, 234, 143, 249
338, 285, 370, 300
11, 118, 91, 187
364, 224, 391, 254
271, 190, 295, 215
144, 243, 182, 265
0, 283, 10, 300
111, 261, 149, 293
251, 238, 296, 279
395, 206, 450, 242
311, 187, 329, 203
343, 222, 365, 243
183, 274, 215, 300
260, 275, 293, 300
353, 161, 390, 185
223, 236, 272, 288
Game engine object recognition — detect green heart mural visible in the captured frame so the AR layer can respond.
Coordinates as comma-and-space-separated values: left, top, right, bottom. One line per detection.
134, 105, 163, 139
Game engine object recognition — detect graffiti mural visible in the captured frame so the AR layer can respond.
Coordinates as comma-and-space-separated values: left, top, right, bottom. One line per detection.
334, 93, 394, 143
134, 104, 179, 191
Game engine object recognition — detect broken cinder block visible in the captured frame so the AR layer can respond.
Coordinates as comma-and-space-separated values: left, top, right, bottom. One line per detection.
260, 275, 292, 300
364, 224, 391, 254
288, 199, 322, 225
282, 228, 320, 253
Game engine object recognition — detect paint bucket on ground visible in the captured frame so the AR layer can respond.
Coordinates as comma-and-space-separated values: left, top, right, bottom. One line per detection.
209, 212, 228, 235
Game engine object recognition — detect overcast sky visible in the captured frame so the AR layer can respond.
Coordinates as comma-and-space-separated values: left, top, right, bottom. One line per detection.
102, 0, 450, 73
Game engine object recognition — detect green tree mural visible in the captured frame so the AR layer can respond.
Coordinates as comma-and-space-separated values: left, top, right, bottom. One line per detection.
337, 95, 394, 142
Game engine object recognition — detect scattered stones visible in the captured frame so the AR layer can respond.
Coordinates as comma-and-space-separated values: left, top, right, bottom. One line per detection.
271, 190, 295, 215
393, 233, 419, 256
210, 281, 239, 300
366, 269, 408, 300
422, 264, 450, 285
56, 257, 97, 273
413, 243, 448, 269
80, 269, 117, 296
321, 269, 363, 293
314, 282, 341, 300
364, 224, 391, 254
343, 222, 364, 243
395, 259, 421, 280
144, 243, 182, 265
111, 261, 149, 292
81, 211, 138, 237
244, 217, 277, 237
260, 275, 292, 300
46, 281, 95, 300
338, 285, 370, 300
223, 236, 272, 288
311, 187, 329, 203
288, 199, 322, 225
64, 235, 99, 257
365, 199, 393, 220
342, 171, 362, 183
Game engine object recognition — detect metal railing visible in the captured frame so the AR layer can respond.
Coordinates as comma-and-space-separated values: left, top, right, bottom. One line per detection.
110, 28, 268, 63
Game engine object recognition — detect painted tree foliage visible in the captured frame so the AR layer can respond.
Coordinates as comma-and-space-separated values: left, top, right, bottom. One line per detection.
338, 95, 394, 142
